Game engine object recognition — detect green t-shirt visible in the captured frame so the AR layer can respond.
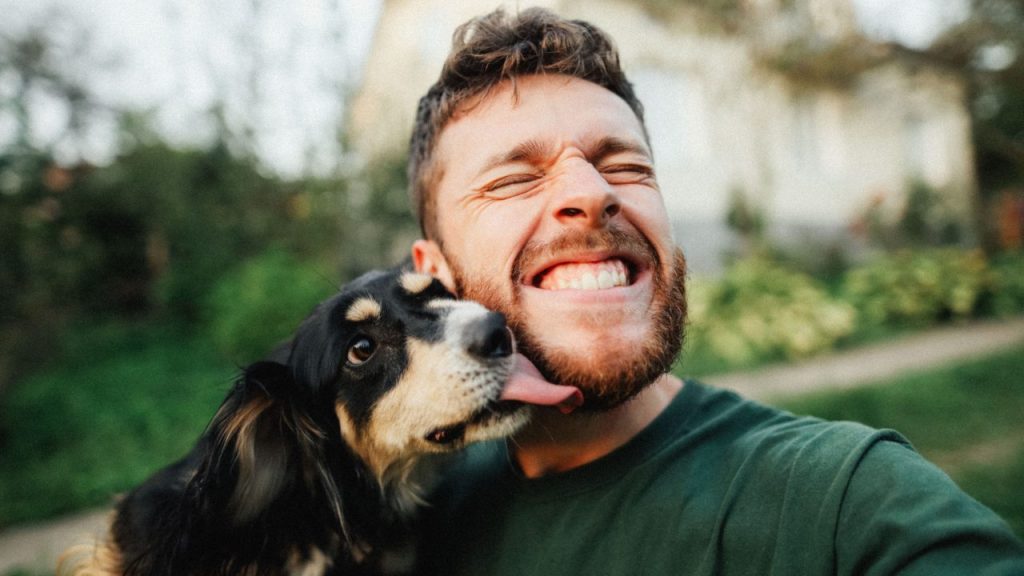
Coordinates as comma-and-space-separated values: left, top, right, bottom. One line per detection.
416, 380, 1024, 575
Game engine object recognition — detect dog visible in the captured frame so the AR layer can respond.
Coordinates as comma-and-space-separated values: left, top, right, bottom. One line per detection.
59, 267, 579, 576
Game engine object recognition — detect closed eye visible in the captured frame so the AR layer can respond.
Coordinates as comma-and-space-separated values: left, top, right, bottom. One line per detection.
482, 173, 541, 197
600, 163, 655, 184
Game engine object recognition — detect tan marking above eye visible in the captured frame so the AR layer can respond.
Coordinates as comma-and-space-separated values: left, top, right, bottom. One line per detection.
399, 272, 434, 295
346, 297, 382, 322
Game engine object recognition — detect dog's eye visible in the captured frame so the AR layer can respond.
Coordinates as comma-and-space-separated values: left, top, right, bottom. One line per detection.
347, 337, 376, 365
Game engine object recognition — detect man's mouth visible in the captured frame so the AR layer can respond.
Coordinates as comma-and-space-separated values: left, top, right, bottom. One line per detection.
533, 258, 634, 291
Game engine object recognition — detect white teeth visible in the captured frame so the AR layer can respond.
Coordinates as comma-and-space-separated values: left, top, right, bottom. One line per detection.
537, 259, 633, 291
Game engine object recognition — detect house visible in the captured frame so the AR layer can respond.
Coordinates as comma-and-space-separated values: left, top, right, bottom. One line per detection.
348, 0, 976, 273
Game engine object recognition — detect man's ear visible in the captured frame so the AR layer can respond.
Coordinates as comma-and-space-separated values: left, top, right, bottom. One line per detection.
412, 239, 456, 293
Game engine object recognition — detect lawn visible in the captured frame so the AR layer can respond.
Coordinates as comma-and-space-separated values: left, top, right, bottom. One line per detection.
0, 322, 235, 527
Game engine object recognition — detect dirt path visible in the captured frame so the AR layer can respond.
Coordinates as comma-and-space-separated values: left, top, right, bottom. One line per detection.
705, 316, 1024, 401
0, 508, 110, 575
3, 316, 1024, 575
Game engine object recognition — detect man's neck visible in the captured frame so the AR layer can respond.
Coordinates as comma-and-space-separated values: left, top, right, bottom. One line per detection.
510, 374, 684, 478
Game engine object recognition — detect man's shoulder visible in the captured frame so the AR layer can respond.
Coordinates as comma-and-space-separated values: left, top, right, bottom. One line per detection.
674, 380, 920, 501
681, 379, 906, 457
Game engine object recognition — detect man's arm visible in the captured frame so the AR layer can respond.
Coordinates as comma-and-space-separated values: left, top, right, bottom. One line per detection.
836, 439, 1024, 575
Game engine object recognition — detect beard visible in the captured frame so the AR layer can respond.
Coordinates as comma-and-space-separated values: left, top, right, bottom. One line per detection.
444, 227, 687, 412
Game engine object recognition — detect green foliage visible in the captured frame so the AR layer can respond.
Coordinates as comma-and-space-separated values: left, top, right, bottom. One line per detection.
0, 153, 122, 316
723, 187, 767, 262
988, 251, 1024, 316
760, 37, 885, 88
120, 140, 333, 321
205, 250, 335, 363
0, 135, 352, 390
930, 0, 1024, 196
842, 248, 993, 327
0, 140, 344, 321
337, 154, 419, 280
858, 181, 964, 250
0, 322, 229, 527
680, 247, 1024, 377
684, 259, 856, 368
2, 570, 47, 576
633, 0, 744, 32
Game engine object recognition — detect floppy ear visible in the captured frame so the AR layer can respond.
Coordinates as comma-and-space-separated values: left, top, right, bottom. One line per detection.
198, 361, 339, 526
207, 361, 294, 522
117, 362, 348, 576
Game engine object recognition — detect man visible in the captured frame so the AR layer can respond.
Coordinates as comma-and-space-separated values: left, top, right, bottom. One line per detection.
407, 7, 1024, 575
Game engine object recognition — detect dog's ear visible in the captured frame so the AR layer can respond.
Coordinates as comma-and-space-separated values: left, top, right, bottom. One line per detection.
119, 362, 349, 575
289, 302, 345, 399
213, 361, 295, 523
199, 361, 334, 525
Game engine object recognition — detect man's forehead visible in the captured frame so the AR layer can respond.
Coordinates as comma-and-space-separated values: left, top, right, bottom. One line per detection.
434, 75, 648, 175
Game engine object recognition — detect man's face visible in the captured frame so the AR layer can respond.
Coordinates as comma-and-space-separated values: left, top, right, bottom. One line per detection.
419, 75, 686, 410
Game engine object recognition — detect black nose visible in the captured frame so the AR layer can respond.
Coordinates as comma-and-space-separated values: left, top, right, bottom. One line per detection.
466, 312, 513, 359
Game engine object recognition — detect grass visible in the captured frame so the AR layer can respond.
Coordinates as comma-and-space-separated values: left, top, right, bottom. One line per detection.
0, 321, 235, 528
773, 344, 1024, 537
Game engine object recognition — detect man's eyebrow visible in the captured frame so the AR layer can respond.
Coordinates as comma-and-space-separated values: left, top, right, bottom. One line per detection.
476, 138, 554, 177
473, 136, 651, 180
588, 136, 653, 163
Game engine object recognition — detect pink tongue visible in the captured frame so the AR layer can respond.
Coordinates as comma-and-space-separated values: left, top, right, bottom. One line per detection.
500, 355, 583, 414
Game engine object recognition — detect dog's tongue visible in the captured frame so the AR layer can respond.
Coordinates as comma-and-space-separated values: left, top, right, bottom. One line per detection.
501, 355, 583, 414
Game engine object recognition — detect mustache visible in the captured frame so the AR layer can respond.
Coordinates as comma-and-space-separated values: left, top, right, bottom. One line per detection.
511, 226, 661, 285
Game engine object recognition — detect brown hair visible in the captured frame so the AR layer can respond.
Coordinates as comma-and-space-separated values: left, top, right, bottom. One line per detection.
407, 7, 646, 240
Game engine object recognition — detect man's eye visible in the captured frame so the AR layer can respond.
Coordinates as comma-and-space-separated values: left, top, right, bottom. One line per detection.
601, 164, 654, 184
347, 337, 376, 365
483, 174, 539, 195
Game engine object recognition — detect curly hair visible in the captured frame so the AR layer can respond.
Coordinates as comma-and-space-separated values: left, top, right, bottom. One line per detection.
407, 7, 646, 240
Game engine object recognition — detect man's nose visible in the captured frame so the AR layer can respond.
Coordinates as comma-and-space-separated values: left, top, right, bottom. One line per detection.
551, 163, 621, 229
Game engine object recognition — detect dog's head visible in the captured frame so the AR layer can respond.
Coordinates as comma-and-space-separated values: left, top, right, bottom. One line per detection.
200, 268, 532, 532
287, 268, 530, 478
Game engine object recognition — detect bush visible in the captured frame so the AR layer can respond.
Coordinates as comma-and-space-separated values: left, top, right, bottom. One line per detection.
989, 251, 1024, 316
686, 258, 856, 366
0, 322, 229, 527
841, 248, 992, 328
204, 250, 335, 363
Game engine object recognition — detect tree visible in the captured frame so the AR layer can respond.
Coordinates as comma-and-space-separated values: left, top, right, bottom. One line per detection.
0, 14, 111, 160
924, 0, 1024, 247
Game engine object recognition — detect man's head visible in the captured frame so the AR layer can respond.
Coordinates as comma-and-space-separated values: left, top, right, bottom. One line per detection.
408, 7, 646, 242
409, 8, 686, 411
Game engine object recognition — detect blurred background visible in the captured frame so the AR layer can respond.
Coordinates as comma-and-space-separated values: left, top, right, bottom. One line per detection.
1, 0, 1023, 572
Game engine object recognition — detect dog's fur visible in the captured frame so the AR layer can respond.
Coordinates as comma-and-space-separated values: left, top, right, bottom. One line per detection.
59, 268, 530, 576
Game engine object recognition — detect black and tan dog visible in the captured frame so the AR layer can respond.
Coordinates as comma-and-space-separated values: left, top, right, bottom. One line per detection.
60, 267, 579, 576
